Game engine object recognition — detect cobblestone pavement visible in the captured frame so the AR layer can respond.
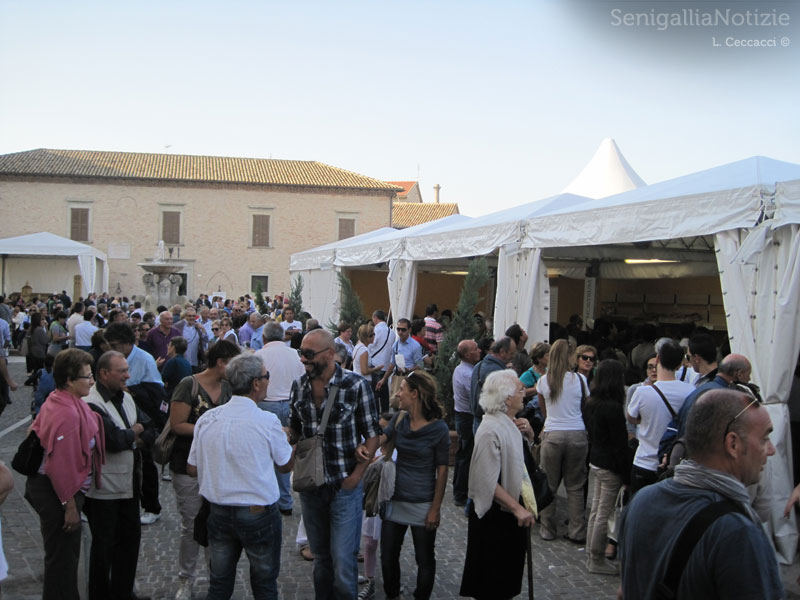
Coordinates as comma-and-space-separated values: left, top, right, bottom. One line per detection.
2, 357, 800, 599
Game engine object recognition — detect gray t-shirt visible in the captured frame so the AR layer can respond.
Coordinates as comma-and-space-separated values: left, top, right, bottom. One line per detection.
384, 416, 449, 503
619, 479, 783, 600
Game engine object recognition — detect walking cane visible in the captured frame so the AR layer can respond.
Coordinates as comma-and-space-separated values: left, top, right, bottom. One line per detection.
526, 525, 534, 599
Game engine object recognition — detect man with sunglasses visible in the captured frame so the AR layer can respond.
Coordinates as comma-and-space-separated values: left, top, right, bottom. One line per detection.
619, 389, 782, 600
288, 329, 381, 599
376, 318, 423, 407
627, 340, 694, 495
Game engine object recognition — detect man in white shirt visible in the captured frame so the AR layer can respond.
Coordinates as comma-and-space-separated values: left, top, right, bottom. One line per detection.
627, 340, 694, 495
73, 308, 98, 351
188, 354, 294, 600
254, 322, 305, 515
367, 310, 395, 412
66, 302, 85, 347
279, 307, 303, 345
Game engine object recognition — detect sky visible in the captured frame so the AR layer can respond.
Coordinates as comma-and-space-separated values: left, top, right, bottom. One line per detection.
1, 0, 798, 217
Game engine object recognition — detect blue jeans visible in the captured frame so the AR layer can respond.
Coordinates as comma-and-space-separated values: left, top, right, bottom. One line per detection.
258, 400, 293, 511
207, 503, 282, 600
300, 483, 363, 600
453, 411, 474, 504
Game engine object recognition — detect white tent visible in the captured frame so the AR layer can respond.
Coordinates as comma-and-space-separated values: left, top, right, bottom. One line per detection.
561, 137, 646, 199
0, 232, 109, 297
291, 154, 800, 562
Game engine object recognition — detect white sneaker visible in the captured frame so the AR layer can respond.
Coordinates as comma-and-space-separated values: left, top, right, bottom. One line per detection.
175, 579, 192, 600
140, 511, 161, 525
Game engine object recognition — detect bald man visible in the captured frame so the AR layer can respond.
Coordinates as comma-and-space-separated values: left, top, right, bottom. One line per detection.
452, 339, 481, 506
620, 389, 782, 599
145, 310, 181, 368
288, 329, 381, 599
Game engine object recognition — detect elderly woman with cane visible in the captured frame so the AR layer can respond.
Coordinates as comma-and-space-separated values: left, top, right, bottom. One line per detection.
460, 369, 536, 600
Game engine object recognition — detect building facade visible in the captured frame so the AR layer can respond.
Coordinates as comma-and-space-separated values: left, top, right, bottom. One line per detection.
0, 149, 400, 299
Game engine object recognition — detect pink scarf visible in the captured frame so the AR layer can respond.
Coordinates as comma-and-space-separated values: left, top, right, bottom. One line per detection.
32, 388, 105, 503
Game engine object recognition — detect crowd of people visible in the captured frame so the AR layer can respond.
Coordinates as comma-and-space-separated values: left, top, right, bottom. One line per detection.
1, 289, 799, 600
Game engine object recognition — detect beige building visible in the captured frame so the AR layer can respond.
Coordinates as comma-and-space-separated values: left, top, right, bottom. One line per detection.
387, 181, 460, 229
0, 149, 400, 299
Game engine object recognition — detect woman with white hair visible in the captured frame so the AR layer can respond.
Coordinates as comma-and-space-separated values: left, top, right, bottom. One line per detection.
460, 369, 535, 600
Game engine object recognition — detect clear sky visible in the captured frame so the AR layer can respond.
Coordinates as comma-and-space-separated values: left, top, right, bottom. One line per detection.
1, 0, 798, 216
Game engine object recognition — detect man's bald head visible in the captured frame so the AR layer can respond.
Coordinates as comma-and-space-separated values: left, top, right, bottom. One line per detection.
719, 353, 752, 383
457, 339, 480, 365
303, 328, 334, 350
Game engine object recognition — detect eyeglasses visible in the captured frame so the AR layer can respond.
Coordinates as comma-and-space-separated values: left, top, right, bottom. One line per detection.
722, 398, 760, 441
646, 364, 657, 371
299, 347, 328, 360
75, 374, 94, 380
579, 355, 596, 362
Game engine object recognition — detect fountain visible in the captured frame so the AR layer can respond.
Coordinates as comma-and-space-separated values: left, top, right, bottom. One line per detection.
138, 241, 187, 311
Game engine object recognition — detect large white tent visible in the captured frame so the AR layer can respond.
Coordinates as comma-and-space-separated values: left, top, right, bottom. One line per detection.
291, 153, 800, 563
0, 232, 109, 297
561, 137, 646, 199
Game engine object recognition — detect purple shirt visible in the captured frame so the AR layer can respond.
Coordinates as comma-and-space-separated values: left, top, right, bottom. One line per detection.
146, 326, 181, 361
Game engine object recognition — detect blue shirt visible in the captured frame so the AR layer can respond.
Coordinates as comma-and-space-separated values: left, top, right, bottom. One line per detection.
390, 337, 423, 373
127, 344, 164, 386
249, 326, 265, 350
161, 355, 193, 398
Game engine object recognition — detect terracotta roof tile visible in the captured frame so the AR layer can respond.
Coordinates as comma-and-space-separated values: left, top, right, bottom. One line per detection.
392, 202, 459, 229
0, 148, 403, 192
387, 180, 417, 198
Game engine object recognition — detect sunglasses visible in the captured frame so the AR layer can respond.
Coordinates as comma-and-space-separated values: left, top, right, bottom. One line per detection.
254, 373, 270, 381
579, 355, 596, 362
212, 327, 219, 331
396, 327, 408, 332
299, 347, 328, 360
723, 397, 760, 441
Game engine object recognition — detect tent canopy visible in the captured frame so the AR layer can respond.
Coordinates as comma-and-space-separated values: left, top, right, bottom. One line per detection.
561, 137, 646, 199
0, 232, 109, 296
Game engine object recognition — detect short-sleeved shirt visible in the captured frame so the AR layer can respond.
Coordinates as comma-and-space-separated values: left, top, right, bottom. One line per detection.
452, 361, 474, 413
170, 376, 232, 474
390, 337, 423, 373
384, 416, 449, 503
628, 379, 694, 471
538, 372, 587, 432
161, 355, 192, 398
289, 363, 381, 485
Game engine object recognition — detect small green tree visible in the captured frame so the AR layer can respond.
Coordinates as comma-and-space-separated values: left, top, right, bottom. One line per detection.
288, 274, 305, 326
254, 281, 268, 315
434, 256, 490, 427
328, 271, 366, 334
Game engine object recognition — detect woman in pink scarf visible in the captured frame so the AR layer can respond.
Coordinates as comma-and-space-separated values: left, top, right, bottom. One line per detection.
24, 348, 105, 600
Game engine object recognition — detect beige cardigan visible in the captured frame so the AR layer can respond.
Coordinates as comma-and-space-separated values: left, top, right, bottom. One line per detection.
468, 412, 525, 518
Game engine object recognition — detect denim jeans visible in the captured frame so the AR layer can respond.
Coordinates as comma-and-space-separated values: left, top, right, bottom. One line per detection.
300, 482, 363, 600
258, 400, 293, 511
207, 503, 282, 600
453, 411, 474, 504
381, 518, 437, 600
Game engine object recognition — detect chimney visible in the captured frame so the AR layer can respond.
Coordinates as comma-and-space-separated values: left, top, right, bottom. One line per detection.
433, 184, 441, 204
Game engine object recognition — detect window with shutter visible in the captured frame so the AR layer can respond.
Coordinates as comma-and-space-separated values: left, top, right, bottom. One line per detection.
162, 211, 181, 244
338, 218, 355, 240
252, 215, 271, 247
70, 208, 90, 241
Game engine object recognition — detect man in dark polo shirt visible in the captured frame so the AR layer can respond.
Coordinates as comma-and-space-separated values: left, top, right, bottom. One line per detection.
145, 310, 180, 368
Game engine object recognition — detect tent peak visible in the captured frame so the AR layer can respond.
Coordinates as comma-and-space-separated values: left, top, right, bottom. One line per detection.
561, 138, 646, 199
